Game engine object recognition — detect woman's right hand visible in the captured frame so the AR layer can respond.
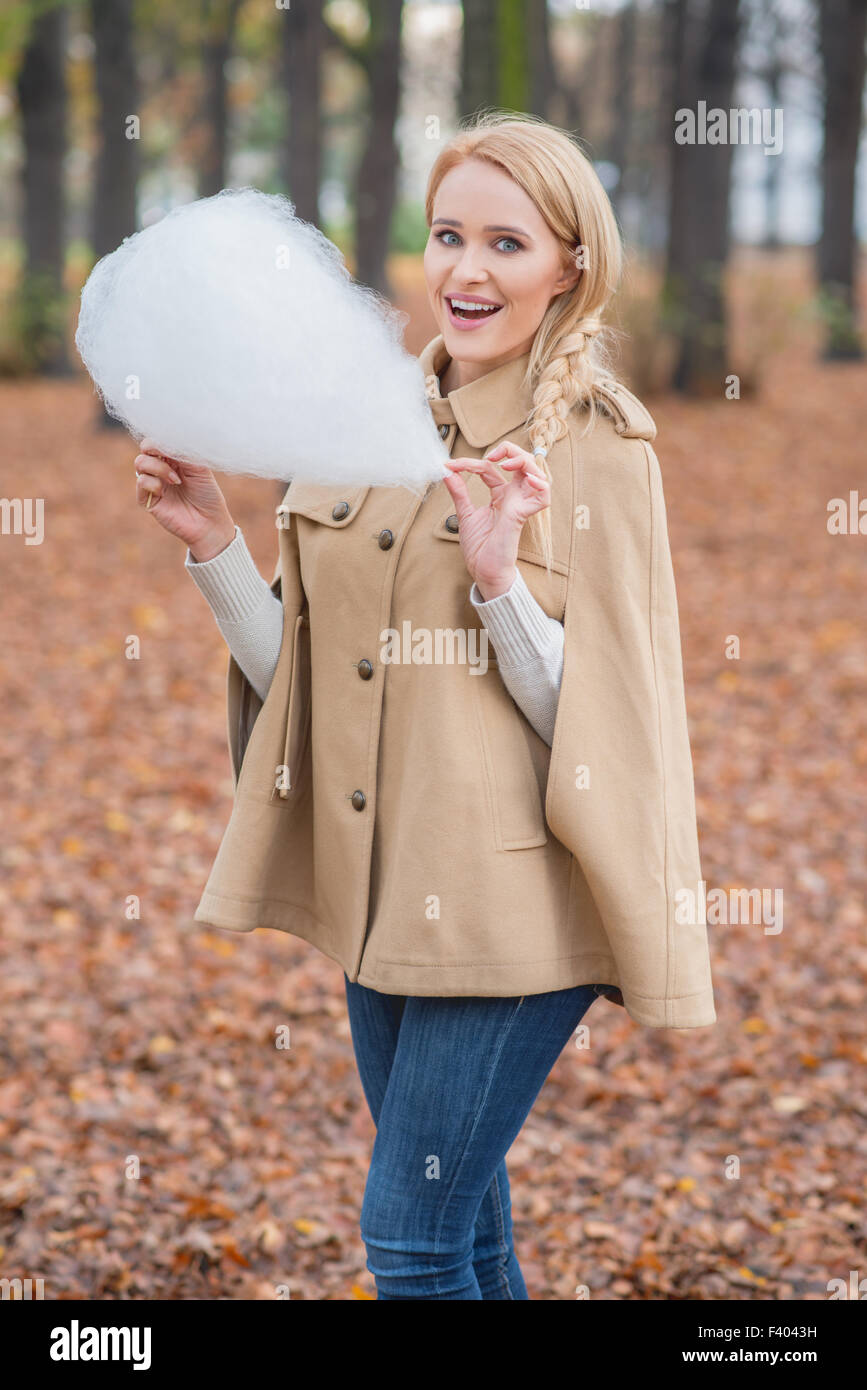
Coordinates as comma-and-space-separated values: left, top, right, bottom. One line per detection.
134, 439, 236, 561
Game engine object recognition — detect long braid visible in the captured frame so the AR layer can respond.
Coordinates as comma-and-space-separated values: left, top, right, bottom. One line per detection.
522, 319, 610, 572
526, 321, 601, 452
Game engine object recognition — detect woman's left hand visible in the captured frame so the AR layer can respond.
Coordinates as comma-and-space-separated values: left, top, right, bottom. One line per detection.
443, 440, 551, 599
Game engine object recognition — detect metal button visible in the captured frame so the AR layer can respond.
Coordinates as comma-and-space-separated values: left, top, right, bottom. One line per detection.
351, 790, 366, 811
378, 528, 394, 550
438, 423, 450, 439
445, 514, 459, 533
332, 501, 350, 520
357, 659, 373, 680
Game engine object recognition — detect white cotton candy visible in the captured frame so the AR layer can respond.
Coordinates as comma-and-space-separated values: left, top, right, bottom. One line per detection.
75, 187, 450, 493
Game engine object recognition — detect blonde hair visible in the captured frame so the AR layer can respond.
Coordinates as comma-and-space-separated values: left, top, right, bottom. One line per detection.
424, 110, 623, 571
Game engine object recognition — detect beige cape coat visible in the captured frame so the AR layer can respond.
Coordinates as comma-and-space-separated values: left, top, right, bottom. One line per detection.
192, 334, 717, 1029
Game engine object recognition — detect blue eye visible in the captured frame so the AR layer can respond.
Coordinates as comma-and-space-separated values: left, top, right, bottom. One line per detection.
433, 229, 522, 253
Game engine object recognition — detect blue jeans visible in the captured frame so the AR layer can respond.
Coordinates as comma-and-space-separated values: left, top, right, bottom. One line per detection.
344, 974, 611, 1300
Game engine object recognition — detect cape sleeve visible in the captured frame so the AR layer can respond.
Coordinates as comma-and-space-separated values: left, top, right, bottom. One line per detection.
545, 426, 716, 1029
226, 491, 306, 785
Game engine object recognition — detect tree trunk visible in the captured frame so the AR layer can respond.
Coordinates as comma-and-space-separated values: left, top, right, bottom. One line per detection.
277, 0, 324, 224
817, 0, 867, 359
662, 0, 691, 300
89, 0, 140, 422
460, 0, 499, 118
528, 0, 554, 119
608, 1, 637, 220
197, 0, 244, 199
460, 0, 540, 118
90, 0, 140, 261
624, 1, 670, 252
15, 3, 69, 375
497, 0, 530, 111
353, 0, 404, 296
664, 0, 741, 395
762, 55, 783, 249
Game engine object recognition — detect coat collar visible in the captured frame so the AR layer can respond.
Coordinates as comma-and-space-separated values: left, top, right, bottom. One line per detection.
418, 334, 535, 448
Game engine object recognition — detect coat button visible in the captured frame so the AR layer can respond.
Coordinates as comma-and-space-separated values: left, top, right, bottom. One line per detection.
378, 528, 394, 550
445, 514, 459, 533
438, 423, 450, 439
351, 790, 366, 811
357, 659, 373, 680
332, 501, 350, 520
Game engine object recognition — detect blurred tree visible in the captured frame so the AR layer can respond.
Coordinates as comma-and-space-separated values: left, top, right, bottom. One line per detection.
461, 0, 499, 116
277, 0, 324, 224
355, 0, 403, 294
528, 0, 555, 119
663, 0, 742, 394
13, 0, 70, 375
197, 0, 245, 198
498, 0, 530, 110
622, 0, 672, 251
661, 0, 688, 281
460, 0, 554, 119
90, 0, 139, 259
751, 0, 786, 250
608, 0, 637, 221
328, 0, 404, 295
89, 0, 140, 423
817, 0, 866, 359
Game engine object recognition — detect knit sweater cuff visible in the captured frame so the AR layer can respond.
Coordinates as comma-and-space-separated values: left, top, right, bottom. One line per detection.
468, 567, 562, 666
184, 526, 275, 622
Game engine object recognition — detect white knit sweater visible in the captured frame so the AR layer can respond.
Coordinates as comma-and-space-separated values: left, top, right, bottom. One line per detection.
185, 524, 565, 745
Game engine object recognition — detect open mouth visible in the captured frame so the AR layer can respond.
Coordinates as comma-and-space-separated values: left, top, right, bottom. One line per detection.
445, 296, 503, 322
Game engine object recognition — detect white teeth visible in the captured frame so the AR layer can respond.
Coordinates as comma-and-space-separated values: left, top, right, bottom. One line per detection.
449, 298, 500, 312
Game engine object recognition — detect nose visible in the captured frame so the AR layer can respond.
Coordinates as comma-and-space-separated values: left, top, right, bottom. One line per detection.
452, 244, 488, 285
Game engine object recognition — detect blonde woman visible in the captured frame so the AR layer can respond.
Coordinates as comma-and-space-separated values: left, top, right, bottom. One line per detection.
134, 113, 716, 1300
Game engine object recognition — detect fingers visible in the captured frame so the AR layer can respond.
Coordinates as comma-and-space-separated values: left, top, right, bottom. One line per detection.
451, 441, 546, 484
517, 475, 551, 516
447, 455, 508, 492
503, 464, 549, 493
442, 469, 475, 527
135, 448, 181, 513
486, 440, 547, 482
140, 439, 215, 480
488, 441, 551, 511
139, 437, 179, 462
139, 438, 174, 463
135, 452, 182, 485
135, 470, 164, 509
447, 443, 550, 515
134, 443, 186, 515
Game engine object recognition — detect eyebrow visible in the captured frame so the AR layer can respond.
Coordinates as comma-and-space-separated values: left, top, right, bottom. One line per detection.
432, 218, 532, 237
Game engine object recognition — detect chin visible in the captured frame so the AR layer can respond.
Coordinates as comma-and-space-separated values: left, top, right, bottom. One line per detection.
440, 327, 506, 361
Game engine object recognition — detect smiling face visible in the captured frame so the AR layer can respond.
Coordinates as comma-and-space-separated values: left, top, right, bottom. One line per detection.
423, 157, 580, 390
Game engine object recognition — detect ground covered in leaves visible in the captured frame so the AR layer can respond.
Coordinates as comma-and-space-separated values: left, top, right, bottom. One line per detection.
1, 257, 865, 1299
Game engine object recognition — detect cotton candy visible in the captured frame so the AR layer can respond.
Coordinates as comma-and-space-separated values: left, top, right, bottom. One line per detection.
75, 187, 450, 493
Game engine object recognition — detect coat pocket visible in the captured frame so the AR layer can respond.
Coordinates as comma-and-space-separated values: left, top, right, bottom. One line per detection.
271, 612, 312, 803
469, 661, 548, 850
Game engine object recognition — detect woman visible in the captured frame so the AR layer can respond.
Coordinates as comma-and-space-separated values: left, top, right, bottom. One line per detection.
134, 113, 716, 1300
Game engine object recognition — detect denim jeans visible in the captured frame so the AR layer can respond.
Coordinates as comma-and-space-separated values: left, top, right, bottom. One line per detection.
344, 973, 611, 1300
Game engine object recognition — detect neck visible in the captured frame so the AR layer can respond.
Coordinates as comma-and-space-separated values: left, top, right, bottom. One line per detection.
439, 340, 532, 394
